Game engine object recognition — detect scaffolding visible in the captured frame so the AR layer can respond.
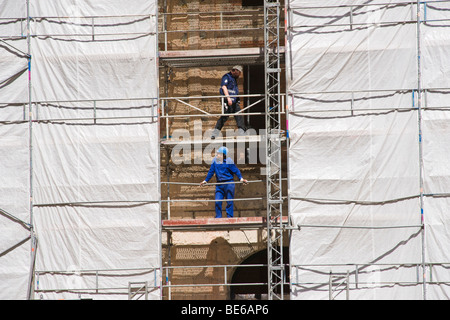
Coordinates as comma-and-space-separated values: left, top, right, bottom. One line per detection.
0, 0, 160, 300
157, 0, 288, 300
287, 0, 450, 300
264, 0, 285, 300
2, 0, 450, 300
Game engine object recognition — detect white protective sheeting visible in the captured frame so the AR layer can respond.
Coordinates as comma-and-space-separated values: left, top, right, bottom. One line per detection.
288, 0, 450, 299
0, 123, 31, 300
0, 0, 160, 300
0, 2, 31, 300
422, 2, 450, 297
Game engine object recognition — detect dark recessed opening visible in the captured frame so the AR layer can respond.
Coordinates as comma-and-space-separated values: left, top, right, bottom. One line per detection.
242, 0, 264, 7
230, 247, 289, 300
243, 65, 265, 133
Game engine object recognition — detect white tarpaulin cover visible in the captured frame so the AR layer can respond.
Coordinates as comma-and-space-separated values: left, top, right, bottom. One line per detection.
0, 1, 32, 300
288, 0, 450, 299
0, 0, 160, 300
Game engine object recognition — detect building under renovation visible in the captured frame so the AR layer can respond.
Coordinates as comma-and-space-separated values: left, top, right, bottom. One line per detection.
1, 0, 450, 300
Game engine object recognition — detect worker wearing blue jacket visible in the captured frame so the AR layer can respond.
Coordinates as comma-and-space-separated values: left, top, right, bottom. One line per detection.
200, 147, 248, 218
211, 66, 246, 139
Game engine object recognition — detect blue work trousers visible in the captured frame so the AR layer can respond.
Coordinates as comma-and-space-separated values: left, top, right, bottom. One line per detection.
215, 183, 235, 218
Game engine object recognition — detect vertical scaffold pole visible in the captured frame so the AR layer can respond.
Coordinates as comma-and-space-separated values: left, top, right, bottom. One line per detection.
25, 0, 37, 300
264, 0, 284, 300
416, 0, 426, 301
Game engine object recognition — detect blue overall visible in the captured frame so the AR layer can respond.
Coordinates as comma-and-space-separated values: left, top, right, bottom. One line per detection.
205, 156, 243, 218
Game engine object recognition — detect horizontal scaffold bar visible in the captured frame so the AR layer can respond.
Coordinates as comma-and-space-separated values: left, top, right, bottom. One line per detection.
162, 216, 289, 231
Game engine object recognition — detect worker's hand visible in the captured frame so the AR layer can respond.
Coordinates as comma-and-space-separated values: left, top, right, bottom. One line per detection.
240, 178, 248, 185
227, 97, 233, 106
200, 180, 207, 187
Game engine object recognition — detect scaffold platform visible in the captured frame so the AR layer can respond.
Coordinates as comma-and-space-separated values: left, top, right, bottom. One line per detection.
162, 216, 289, 231
159, 47, 285, 68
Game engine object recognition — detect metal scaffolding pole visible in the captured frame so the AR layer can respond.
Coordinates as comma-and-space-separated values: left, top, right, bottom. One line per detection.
264, 0, 284, 300
25, 0, 37, 300
416, 0, 427, 301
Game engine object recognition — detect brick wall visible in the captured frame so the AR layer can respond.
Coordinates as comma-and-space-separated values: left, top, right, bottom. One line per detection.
159, 0, 265, 51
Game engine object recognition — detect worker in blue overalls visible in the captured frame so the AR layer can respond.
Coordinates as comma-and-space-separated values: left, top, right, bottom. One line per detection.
211, 66, 247, 139
200, 147, 248, 218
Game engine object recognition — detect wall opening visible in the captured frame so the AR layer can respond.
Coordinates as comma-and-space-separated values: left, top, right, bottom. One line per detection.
229, 247, 289, 300
244, 65, 265, 133
242, 0, 264, 7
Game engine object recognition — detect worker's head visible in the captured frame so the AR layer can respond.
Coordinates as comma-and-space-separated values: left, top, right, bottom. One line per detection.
231, 65, 243, 78
217, 146, 228, 160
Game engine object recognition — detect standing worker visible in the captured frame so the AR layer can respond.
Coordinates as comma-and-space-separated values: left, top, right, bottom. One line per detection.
211, 66, 247, 139
200, 147, 248, 218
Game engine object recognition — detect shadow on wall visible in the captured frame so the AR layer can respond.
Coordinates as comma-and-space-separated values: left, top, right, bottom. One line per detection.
199, 237, 239, 299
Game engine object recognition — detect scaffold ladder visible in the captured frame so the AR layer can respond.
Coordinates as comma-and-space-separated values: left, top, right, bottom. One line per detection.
264, 0, 284, 300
